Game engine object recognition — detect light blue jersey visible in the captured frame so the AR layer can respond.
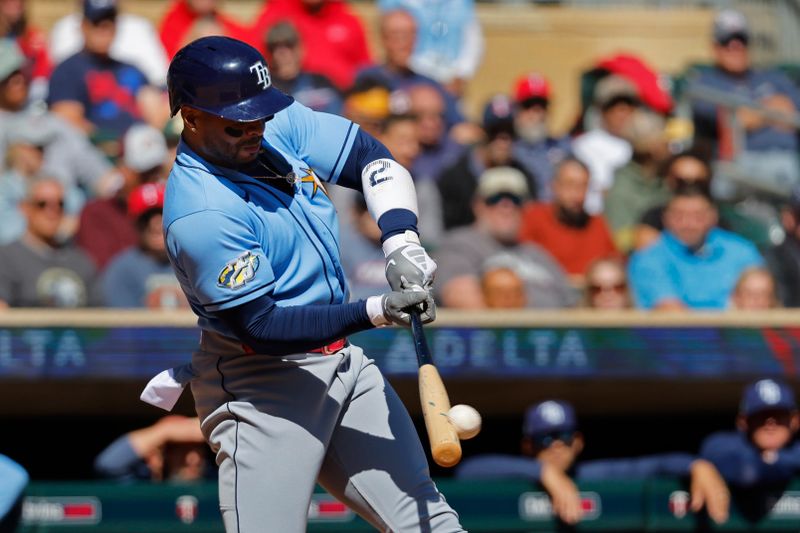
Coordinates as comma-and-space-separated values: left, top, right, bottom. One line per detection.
163, 102, 360, 337
0, 454, 27, 519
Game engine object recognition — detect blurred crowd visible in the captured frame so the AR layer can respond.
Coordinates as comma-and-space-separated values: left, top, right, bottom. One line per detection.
1, 0, 800, 312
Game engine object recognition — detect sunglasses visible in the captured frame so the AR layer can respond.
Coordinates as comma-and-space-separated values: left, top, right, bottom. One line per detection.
484, 192, 523, 206
268, 40, 298, 52
589, 282, 627, 294
601, 95, 640, 112
518, 98, 548, 110
532, 430, 575, 449
718, 35, 749, 48
668, 173, 709, 183
32, 199, 64, 210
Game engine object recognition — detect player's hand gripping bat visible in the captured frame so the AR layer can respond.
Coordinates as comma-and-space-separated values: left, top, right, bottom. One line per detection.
410, 310, 462, 468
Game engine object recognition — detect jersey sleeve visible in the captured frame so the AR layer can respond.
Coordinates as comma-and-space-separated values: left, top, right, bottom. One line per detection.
166, 210, 276, 312
700, 431, 799, 486
455, 454, 543, 481
0, 454, 28, 518
269, 101, 359, 185
576, 453, 695, 481
93, 435, 150, 480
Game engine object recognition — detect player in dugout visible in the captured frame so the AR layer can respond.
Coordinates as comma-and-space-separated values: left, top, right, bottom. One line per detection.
456, 399, 731, 525
140, 36, 465, 532
699, 378, 800, 519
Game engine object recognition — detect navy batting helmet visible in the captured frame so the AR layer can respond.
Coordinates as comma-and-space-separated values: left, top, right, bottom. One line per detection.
167, 36, 293, 122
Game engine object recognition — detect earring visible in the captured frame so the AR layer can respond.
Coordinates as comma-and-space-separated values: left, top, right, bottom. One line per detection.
190, 127, 197, 132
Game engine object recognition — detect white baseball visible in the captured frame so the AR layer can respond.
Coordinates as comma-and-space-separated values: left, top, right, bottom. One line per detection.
447, 404, 482, 440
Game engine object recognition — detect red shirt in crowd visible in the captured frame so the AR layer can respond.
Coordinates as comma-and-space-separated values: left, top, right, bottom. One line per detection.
14, 25, 51, 80
519, 203, 618, 276
249, 0, 372, 89
159, 0, 251, 58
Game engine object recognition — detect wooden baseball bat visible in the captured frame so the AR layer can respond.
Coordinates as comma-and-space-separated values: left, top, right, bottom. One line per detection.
410, 310, 462, 468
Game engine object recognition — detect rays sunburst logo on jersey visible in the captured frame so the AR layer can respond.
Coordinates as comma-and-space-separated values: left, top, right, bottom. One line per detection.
300, 167, 328, 198
217, 251, 260, 289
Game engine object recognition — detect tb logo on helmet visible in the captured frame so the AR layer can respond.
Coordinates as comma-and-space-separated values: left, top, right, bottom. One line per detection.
250, 61, 271, 90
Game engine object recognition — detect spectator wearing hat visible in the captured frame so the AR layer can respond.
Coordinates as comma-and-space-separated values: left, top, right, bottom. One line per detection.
628, 183, 763, 310
377, 0, 483, 96
355, 9, 463, 128
341, 79, 392, 138
510, 73, 571, 200
438, 94, 537, 231
0, 0, 50, 101
158, 0, 248, 59
0, 177, 100, 308
519, 157, 617, 281
0, 40, 112, 197
456, 399, 730, 526
603, 110, 672, 252
50, 0, 168, 87
0, 120, 88, 245
433, 166, 575, 309
689, 9, 800, 198
47, 0, 166, 150
264, 21, 342, 115
251, 0, 372, 90
572, 74, 639, 214
101, 182, 186, 308
700, 379, 800, 491
76, 124, 168, 271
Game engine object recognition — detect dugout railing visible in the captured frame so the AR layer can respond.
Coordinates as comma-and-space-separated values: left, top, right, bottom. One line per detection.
16, 478, 800, 532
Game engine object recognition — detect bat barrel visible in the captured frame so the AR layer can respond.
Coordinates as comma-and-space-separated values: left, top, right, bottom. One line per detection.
418, 363, 462, 467
432, 441, 462, 468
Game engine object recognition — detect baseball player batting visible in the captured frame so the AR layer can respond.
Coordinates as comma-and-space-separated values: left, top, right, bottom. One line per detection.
141, 36, 464, 532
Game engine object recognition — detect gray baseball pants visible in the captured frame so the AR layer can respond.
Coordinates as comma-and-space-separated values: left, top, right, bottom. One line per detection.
190, 331, 465, 533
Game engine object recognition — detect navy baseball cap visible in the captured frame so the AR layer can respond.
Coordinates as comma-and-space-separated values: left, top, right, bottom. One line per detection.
482, 94, 515, 139
740, 379, 797, 417
168, 36, 294, 121
523, 400, 577, 437
83, 0, 118, 23
713, 9, 749, 45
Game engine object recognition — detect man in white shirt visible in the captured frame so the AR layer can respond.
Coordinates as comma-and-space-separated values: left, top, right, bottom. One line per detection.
572, 75, 638, 214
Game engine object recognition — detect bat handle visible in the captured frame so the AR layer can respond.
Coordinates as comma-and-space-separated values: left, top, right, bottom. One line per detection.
409, 310, 433, 366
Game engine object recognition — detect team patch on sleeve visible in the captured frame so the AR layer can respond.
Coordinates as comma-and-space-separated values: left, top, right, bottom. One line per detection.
217, 251, 260, 290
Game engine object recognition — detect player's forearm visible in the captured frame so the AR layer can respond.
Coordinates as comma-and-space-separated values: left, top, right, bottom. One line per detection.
93, 435, 145, 478
361, 158, 420, 243
338, 130, 421, 242
215, 292, 374, 355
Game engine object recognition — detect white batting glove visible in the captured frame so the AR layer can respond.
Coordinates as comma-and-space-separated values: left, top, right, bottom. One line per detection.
383, 230, 437, 293
366, 288, 435, 327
